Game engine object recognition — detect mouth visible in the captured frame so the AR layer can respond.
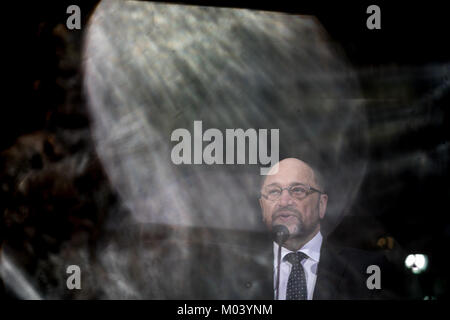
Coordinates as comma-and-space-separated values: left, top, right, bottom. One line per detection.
274, 211, 299, 222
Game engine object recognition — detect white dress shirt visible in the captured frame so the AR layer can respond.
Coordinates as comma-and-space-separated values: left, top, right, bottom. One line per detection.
273, 231, 323, 300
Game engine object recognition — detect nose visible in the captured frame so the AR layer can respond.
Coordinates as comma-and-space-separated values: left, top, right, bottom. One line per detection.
278, 188, 294, 206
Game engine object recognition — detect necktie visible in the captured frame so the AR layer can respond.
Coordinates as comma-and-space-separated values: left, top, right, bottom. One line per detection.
285, 252, 308, 300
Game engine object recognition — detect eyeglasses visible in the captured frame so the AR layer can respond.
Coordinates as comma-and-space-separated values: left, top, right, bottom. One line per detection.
261, 183, 325, 201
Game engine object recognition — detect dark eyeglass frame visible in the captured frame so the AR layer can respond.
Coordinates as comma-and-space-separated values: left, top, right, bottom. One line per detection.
260, 183, 325, 201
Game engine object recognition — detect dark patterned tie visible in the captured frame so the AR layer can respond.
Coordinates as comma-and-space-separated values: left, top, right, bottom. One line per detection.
285, 252, 308, 300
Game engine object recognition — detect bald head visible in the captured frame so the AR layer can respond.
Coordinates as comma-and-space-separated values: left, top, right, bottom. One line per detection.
261, 158, 324, 192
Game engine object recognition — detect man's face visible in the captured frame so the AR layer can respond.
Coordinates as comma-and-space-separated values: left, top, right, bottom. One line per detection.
259, 158, 328, 239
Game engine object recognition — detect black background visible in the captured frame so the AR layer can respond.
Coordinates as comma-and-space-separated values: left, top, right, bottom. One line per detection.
2, 0, 449, 301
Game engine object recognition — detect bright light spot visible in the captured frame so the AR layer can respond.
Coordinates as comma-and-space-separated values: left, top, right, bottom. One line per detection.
415, 254, 428, 269
405, 254, 415, 268
405, 254, 429, 274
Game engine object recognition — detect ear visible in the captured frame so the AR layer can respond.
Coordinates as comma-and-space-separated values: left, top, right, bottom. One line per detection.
319, 194, 328, 219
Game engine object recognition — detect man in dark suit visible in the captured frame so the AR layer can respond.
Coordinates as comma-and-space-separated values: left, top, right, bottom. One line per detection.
249, 157, 398, 300
134, 157, 400, 300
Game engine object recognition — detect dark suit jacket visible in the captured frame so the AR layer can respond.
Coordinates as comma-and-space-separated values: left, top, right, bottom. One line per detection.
312, 242, 397, 299
137, 226, 401, 299
184, 233, 400, 300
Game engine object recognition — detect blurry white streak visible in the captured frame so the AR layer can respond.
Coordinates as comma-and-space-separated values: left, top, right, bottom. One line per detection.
0, 251, 42, 300
83, 1, 366, 231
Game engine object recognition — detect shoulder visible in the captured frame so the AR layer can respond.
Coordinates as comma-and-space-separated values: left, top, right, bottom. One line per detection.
319, 241, 401, 299
341, 246, 385, 265
322, 241, 386, 265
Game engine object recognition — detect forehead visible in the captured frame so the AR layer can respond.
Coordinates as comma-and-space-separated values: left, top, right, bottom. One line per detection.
263, 159, 315, 187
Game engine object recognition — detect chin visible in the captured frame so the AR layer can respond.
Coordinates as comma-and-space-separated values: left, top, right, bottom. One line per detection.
286, 224, 302, 235
291, 223, 310, 236
272, 220, 293, 229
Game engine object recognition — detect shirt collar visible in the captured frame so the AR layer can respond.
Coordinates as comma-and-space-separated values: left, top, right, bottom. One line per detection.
273, 230, 323, 263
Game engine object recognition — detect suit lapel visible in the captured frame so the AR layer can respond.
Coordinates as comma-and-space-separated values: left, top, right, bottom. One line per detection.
262, 244, 275, 299
313, 242, 348, 300
237, 234, 274, 299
